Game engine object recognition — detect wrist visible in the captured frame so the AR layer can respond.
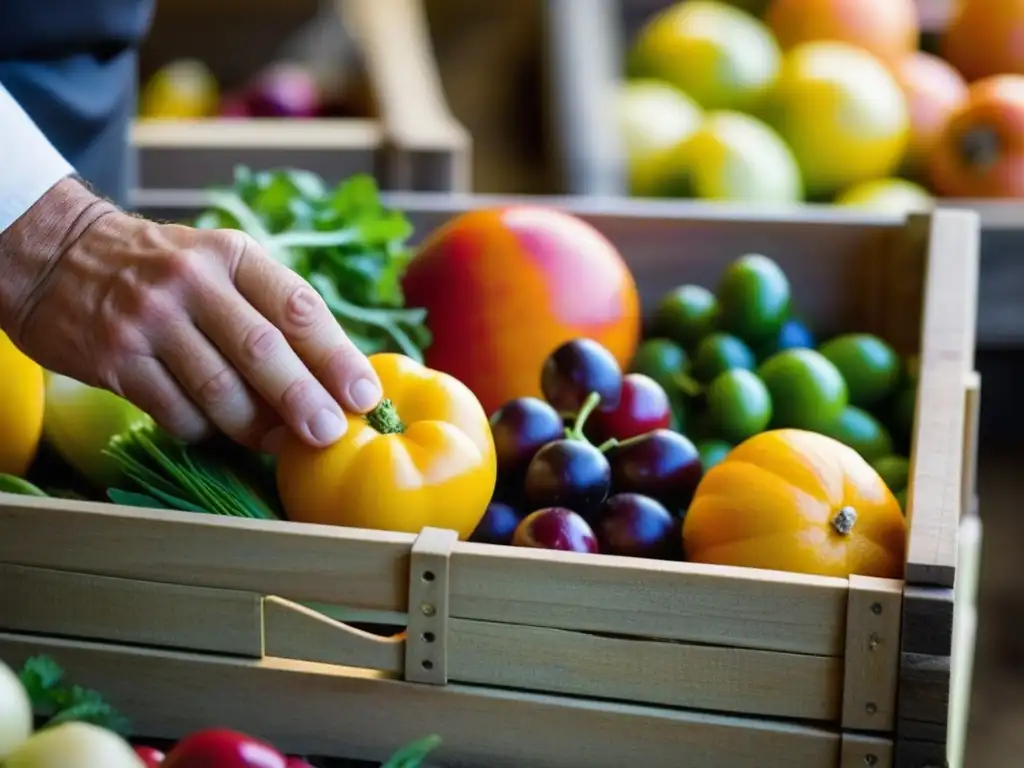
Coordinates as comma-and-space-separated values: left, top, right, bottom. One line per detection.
0, 177, 115, 342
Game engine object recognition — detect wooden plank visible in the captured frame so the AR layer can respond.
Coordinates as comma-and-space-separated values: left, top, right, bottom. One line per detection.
841, 733, 893, 768
898, 654, 950, 727
904, 210, 980, 588
842, 577, 902, 732
0, 632, 843, 768
262, 597, 403, 674
901, 587, 954, 657
894, 737, 947, 768
447, 618, 842, 722
449, 543, 849, 656
0, 563, 262, 657
948, 514, 982, 768
0, 497, 414, 611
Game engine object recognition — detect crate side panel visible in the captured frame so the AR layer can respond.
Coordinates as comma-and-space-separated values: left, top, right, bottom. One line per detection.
0, 497, 412, 611
0, 632, 842, 768
448, 618, 843, 722
0, 564, 263, 657
449, 544, 848, 656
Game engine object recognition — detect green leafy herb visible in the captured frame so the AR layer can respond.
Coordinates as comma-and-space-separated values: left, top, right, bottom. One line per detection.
196, 167, 431, 363
103, 422, 283, 520
18, 655, 131, 735
381, 735, 442, 768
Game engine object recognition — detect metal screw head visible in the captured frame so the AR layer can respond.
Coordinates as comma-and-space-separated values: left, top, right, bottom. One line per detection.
865, 702, 878, 715
421, 603, 436, 617
871, 602, 883, 615
864, 754, 878, 766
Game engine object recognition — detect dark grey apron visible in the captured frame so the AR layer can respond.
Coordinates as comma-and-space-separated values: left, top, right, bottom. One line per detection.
0, 0, 156, 207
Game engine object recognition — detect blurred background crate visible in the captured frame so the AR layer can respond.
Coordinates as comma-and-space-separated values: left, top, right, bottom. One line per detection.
134, 0, 469, 192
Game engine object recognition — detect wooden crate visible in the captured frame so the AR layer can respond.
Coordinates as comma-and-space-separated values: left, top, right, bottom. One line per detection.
0, 198, 980, 768
134, 0, 470, 193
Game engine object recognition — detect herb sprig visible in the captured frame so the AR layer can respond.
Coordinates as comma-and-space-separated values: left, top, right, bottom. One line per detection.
195, 168, 431, 362
18, 655, 131, 735
103, 421, 283, 519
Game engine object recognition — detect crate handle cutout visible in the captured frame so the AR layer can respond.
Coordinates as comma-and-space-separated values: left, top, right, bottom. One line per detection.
405, 527, 456, 685
262, 597, 403, 674
842, 576, 902, 731
840, 733, 893, 768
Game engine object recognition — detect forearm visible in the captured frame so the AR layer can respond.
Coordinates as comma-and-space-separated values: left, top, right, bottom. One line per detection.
0, 84, 110, 337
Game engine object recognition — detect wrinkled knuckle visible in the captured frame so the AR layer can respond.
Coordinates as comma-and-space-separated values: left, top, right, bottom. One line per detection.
278, 376, 321, 423
213, 229, 260, 266
241, 322, 285, 366
196, 366, 242, 408
283, 282, 328, 337
161, 249, 204, 286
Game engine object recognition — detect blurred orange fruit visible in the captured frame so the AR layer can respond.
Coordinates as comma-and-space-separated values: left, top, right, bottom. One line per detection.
931, 75, 1024, 198
894, 52, 969, 177
401, 207, 641, 416
765, 0, 919, 67
943, 0, 1024, 82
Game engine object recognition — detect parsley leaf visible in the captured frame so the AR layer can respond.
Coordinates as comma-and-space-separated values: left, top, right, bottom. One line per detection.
18, 655, 131, 736
197, 168, 431, 363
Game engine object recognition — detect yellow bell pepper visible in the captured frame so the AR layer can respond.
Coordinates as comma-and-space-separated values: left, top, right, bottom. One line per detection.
275, 353, 497, 539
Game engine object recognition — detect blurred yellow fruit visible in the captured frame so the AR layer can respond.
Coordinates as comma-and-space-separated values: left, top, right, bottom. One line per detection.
0, 331, 44, 476
835, 178, 933, 213
139, 59, 220, 120
617, 80, 703, 194
762, 41, 909, 197
628, 1, 781, 112
637, 111, 803, 203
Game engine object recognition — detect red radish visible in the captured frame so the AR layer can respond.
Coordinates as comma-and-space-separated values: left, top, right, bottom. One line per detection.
134, 745, 166, 766
245, 63, 320, 118
162, 729, 287, 768
586, 373, 672, 443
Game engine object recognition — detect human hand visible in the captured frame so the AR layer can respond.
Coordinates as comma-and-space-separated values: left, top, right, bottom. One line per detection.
0, 178, 383, 452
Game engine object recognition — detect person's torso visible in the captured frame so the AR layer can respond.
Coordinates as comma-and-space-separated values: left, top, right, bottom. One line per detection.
0, 0, 156, 206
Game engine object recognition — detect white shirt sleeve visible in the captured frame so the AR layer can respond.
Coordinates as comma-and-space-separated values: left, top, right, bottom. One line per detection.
0, 82, 75, 235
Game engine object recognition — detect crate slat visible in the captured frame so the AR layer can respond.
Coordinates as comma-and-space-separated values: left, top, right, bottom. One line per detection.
0, 632, 847, 768
841, 576, 902, 732
447, 619, 842, 721
0, 564, 263, 657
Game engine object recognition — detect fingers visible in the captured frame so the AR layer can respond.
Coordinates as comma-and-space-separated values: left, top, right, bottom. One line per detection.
156, 321, 283, 451
191, 276, 352, 448
117, 355, 212, 443
228, 236, 383, 414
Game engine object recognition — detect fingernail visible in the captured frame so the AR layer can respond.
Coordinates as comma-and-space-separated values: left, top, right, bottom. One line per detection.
349, 377, 382, 412
308, 408, 347, 445
260, 426, 288, 454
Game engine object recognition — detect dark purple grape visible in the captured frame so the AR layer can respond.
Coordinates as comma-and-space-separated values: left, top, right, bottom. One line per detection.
608, 429, 702, 514
470, 500, 524, 545
489, 397, 566, 481
513, 507, 599, 553
593, 493, 681, 560
524, 439, 611, 519
541, 338, 623, 413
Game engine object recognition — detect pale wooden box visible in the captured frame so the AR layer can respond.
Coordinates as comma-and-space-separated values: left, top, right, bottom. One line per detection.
0, 198, 980, 768
134, 0, 470, 193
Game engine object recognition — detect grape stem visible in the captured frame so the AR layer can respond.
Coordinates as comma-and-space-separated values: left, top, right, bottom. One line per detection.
564, 391, 602, 442
597, 438, 619, 453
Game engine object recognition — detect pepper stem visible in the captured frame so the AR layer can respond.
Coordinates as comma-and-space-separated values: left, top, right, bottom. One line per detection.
831, 506, 858, 536
365, 398, 405, 435
564, 391, 602, 442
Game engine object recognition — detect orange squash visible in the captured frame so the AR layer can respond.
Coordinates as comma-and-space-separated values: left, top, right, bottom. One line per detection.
930, 75, 1024, 198
683, 429, 907, 579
